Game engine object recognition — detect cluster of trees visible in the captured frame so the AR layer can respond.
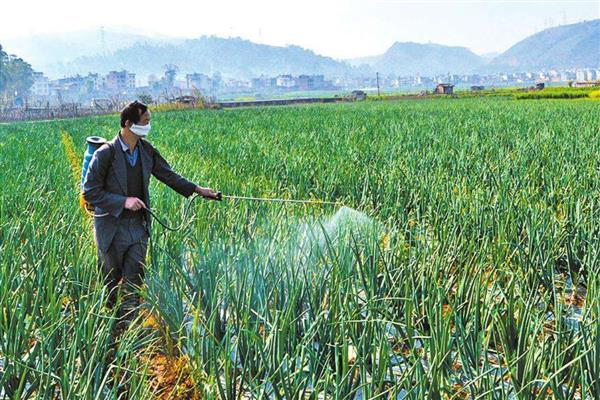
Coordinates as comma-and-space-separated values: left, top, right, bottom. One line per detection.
0, 43, 34, 105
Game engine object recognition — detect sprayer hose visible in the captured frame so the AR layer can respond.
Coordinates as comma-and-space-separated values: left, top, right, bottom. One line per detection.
143, 194, 200, 232
85, 195, 201, 232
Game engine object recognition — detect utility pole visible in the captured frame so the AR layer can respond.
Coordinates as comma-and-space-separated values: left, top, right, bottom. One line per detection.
376, 72, 380, 96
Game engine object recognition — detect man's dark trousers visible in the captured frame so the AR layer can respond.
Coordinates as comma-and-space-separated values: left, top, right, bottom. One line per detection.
98, 214, 148, 331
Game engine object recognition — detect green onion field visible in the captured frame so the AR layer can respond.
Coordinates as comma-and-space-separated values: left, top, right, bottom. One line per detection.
0, 97, 599, 399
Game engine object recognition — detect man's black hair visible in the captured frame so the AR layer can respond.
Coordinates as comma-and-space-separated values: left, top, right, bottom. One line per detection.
120, 100, 148, 128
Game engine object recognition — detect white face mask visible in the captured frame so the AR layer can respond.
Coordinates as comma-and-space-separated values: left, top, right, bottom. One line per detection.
130, 123, 151, 137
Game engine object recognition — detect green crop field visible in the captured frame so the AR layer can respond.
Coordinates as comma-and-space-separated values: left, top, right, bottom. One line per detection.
0, 98, 599, 399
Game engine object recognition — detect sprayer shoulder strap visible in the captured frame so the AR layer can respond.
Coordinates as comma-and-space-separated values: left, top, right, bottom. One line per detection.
109, 141, 116, 161
102, 141, 116, 183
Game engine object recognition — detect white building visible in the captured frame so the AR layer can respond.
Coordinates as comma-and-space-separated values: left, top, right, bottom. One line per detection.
186, 73, 213, 92
226, 79, 251, 89
31, 72, 50, 96
276, 75, 295, 88
88, 73, 106, 91
127, 73, 135, 89
106, 70, 136, 92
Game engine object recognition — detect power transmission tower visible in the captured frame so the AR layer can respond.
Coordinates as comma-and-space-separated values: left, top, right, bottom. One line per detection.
100, 26, 106, 55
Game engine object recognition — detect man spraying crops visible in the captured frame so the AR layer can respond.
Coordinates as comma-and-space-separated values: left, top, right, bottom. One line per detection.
82, 100, 220, 334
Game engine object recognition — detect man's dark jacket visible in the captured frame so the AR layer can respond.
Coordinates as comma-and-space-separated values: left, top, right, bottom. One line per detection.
82, 135, 196, 252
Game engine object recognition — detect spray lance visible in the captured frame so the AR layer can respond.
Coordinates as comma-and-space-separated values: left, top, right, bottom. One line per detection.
143, 192, 343, 231
79, 137, 343, 230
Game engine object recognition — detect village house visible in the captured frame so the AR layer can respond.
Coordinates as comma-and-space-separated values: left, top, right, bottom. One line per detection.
434, 83, 454, 95
186, 73, 213, 92
31, 72, 50, 97
105, 70, 136, 92
276, 75, 295, 88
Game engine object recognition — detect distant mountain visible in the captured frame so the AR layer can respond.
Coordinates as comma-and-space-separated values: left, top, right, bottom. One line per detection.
348, 54, 382, 68
350, 42, 485, 76
2, 28, 182, 77
479, 52, 500, 63
42, 36, 358, 81
3, 20, 598, 81
488, 19, 600, 71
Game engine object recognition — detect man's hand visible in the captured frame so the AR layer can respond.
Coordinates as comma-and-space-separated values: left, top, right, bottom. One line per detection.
195, 186, 221, 201
124, 197, 146, 211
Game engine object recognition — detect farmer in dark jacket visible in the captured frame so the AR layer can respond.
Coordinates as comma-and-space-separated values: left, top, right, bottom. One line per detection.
83, 100, 219, 333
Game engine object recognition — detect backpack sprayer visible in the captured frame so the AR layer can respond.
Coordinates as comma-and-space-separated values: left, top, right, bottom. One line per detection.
80, 137, 343, 231
80, 136, 108, 215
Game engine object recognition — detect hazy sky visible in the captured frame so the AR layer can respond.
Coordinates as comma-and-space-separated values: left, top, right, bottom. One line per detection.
1, 0, 598, 58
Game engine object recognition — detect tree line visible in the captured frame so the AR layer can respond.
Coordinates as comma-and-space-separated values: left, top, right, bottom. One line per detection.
0, 43, 34, 106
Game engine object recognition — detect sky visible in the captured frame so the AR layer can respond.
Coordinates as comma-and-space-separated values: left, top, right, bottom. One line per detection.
1, 0, 598, 59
